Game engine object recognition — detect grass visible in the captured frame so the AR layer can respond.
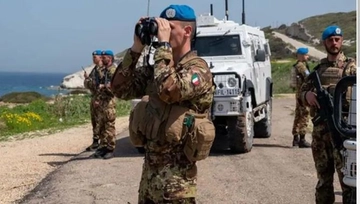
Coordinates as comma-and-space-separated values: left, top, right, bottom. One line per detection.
263, 10, 356, 59
0, 94, 131, 140
299, 11, 356, 42
271, 60, 317, 94
274, 10, 356, 58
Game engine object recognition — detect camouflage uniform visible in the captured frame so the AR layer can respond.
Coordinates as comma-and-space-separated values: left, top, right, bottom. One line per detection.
300, 52, 356, 204
291, 61, 311, 147
84, 64, 103, 151
111, 45, 214, 203
93, 64, 117, 156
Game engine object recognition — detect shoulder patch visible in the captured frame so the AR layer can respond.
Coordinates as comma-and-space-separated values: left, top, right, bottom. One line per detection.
191, 73, 200, 86
305, 69, 310, 76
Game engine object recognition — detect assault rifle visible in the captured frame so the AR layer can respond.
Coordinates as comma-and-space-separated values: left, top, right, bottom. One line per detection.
308, 70, 344, 150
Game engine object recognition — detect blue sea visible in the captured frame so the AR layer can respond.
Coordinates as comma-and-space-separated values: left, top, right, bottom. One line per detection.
0, 71, 71, 97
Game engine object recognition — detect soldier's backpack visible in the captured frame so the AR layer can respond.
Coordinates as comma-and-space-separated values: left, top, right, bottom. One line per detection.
289, 64, 298, 89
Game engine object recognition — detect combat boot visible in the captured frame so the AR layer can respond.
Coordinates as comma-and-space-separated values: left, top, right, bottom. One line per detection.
91, 146, 107, 158
292, 135, 299, 147
299, 134, 311, 148
102, 149, 114, 160
85, 138, 99, 151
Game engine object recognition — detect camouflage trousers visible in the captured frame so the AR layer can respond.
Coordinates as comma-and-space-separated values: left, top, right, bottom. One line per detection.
94, 99, 116, 151
292, 97, 309, 135
138, 155, 197, 204
90, 97, 100, 140
311, 123, 353, 204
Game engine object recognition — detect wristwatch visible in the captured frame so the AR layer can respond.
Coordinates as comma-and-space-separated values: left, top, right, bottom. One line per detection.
158, 42, 171, 49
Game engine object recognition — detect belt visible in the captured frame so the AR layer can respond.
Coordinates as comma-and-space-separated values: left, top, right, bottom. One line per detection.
145, 152, 189, 166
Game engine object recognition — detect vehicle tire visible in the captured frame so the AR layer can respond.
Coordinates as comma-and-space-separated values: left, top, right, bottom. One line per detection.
136, 147, 145, 154
227, 110, 254, 154
254, 98, 272, 138
212, 122, 229, 150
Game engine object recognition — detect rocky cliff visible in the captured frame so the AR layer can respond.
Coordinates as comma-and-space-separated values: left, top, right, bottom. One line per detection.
283, 23, 320, 45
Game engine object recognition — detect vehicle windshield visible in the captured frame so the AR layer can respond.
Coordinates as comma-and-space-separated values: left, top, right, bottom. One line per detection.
194, 34, 242, 57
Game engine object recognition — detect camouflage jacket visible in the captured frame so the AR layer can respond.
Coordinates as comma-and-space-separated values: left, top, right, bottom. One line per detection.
84, 65, 103, 95
293, 61, 310, 96
111, 46, 215, 113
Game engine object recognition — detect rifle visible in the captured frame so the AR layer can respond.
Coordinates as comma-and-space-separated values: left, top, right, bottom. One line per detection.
308, 70, 344, 150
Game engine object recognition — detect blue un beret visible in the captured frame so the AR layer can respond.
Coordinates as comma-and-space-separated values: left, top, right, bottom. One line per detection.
296, 47, 308, 55
102, 50, 114, 56
322, 25, 343, 40
92, 50, 102, 55
160, 5, 196, 21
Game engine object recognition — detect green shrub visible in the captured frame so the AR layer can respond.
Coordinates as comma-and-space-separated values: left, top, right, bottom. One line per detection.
0, 91, 49, 103
68, 89, 89, 95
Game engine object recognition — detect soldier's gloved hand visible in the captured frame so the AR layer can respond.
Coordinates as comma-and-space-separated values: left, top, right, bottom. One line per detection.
93, 100, 100, 107
305, 91, 320, 108
99, 84, 105, 89
84, 71, 89, 79
155, 18, 171, 42
132, 17, 147, 53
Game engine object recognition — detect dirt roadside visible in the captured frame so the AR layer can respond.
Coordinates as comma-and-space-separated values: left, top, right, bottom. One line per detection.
2, 98, 343, 204
272, 31, 327, 59
0, 116, 129, 204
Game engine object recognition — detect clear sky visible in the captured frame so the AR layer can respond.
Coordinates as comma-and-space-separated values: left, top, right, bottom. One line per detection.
0, 0, 356, 74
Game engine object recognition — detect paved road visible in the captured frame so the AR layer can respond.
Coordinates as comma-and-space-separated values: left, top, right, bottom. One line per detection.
18, 98, 343, 204
272, 31, 327, 59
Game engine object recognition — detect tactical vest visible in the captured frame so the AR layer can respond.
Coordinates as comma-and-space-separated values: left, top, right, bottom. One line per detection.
317, 58, 354, 96
129, 55, 215, 163
309, 58, 354, 116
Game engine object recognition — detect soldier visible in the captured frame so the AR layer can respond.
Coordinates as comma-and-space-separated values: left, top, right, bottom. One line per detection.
291, 47, 311, 148
91, 50, 117, 159
83, 50, 104, 151
111, 5, 215, 203
300, 25, 356, 204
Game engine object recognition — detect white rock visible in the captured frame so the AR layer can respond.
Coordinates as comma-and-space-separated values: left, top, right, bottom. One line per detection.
60, 64, 95, 89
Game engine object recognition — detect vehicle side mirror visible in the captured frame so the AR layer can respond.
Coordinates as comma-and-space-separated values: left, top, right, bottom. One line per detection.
255, 49, 266, 62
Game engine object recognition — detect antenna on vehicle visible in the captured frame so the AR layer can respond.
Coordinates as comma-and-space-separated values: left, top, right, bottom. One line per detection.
147, 0, 150, 16
225, 0, 229, 20
242, 0, 246, 24
210, 4, 213, 16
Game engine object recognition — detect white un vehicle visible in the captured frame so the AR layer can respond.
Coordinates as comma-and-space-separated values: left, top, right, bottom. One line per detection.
193, 13, 273, 154
332, 75, 357, 191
